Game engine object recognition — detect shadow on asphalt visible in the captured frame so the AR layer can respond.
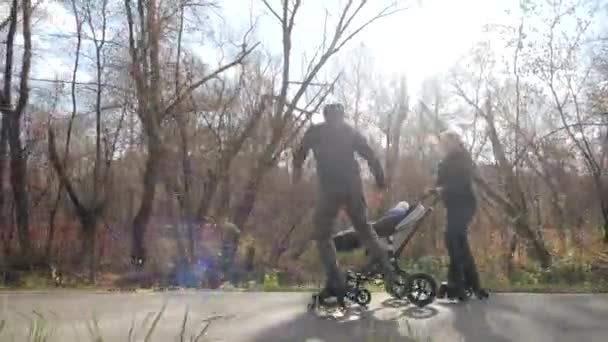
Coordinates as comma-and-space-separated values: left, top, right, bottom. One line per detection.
249, 306, 416, 342
380, 297, 439, 320
381, 297, 409, 308
443, 300, 511, 342
401, 306, 439, 320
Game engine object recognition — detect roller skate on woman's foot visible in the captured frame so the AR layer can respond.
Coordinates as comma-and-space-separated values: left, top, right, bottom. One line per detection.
473, 288, 490, 300
437, 282, 469, 302
438, 281, 490, 301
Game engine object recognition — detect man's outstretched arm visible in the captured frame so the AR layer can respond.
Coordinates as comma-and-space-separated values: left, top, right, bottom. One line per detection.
354, 130, 385, 189
292, 125, 317, 183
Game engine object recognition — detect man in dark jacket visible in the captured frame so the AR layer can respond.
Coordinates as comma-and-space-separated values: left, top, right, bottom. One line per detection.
435, 131, 488, 301
293, 103, 397, 305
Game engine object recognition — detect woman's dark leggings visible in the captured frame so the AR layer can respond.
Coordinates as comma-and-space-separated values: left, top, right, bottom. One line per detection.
444, 204, 481, 293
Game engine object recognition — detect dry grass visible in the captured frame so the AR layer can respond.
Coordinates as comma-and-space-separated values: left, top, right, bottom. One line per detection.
0, 304, 220, 342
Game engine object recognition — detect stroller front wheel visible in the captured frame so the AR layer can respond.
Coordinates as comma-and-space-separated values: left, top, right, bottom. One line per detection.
354, 288, 371, 305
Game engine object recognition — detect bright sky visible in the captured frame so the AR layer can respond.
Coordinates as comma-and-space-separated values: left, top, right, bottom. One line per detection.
220, 0, 515, 96
13, 0, 530, 120
29, 0, 514, 88
212, 0, 517, 124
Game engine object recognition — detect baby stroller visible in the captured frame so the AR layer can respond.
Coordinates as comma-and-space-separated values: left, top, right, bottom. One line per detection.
309, 192, 440, 310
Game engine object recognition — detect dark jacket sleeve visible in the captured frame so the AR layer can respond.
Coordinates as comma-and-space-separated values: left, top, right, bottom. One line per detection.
292, 125, 318, 179
436, 160, 446, 187
353, 129, 386, 188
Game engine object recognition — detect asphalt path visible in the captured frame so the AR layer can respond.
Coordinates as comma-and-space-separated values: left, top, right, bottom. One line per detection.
1, 290, 607, 341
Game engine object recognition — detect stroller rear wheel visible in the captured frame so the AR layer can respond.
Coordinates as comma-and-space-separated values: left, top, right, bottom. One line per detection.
386, 269, 409, 299
406, 273, 437, 308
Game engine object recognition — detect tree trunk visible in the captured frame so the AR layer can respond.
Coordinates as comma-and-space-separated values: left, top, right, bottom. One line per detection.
196, 169, 219, 221
166, 189, 187, 267
45, 189, 61, 259
214, 172, 231, 218
233, 172, 263, 231
244, 245, 255, 272
0, 114, 9, 255
80, 214, 97, 284
228, 174, 264, 277
269, 222, 299, 268
131, 139, 161, 261
506, 234, 518, 282
383, 82, 408, 211
221, 232, 240, 282
601, 204, 608, 244
514, 215, 551, 268
8, 114, 30, 258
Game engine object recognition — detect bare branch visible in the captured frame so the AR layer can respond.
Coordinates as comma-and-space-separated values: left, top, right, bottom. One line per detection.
124, 0, 144, 96
2, 73, 129, 93
225, 95, 268, 159
201, 110, 223, 147
65, 0, 84, 163
175, 0, 185, 97
105, 105, 127, 180
287, 0, 301, 34
333, 4, 406, 53
566, 72, 601, 175
472, 170, 517, 215
0, 12, 13, 32
1, 0, 18, 112
163, 43, 259, 117
15, 0, 32, 116
47, 125, 85, 213
452, 78, 486, 118
295, 73, 342, 123
262, 0, 282, 23
473, 131, 490, 162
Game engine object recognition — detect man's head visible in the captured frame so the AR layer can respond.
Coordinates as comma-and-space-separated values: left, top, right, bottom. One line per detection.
323, 103, 345, 124
438, 130, 466, 156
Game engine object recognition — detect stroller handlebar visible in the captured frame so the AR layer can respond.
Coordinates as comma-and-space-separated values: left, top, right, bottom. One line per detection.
419, 190, 440, 205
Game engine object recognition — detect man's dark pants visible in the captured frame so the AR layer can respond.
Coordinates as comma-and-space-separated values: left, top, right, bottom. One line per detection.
444, 203, 481, 293
313, 189, 392, 295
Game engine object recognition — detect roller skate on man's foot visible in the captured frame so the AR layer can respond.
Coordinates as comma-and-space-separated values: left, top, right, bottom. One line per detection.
308, 285, 349, 312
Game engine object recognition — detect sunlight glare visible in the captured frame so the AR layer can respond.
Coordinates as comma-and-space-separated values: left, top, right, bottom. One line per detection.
360, 0, 506, 96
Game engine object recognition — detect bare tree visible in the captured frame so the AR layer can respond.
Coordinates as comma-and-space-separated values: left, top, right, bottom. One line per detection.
335, 43, 375, 129
451, 39, 553, 267
537, 0, 608, 242
453, 87, 552, 268
0, 0, 33, 260
167, 65, 272, 267
377, 76, 409, 210
46, 0, 126, 282
123, 0, 258, 265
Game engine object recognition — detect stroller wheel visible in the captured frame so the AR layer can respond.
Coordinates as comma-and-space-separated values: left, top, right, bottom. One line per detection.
387, 269, 409, 299
354, 288, 371, 306
406, 273, 437, 308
